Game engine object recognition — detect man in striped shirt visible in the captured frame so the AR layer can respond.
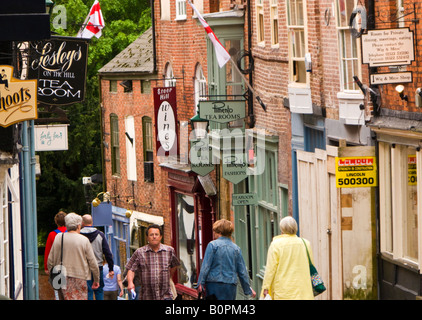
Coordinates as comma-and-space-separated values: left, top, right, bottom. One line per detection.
126, 224, 180, 300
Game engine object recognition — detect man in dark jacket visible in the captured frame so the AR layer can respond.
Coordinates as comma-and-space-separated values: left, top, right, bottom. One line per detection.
81, 214, 114, 300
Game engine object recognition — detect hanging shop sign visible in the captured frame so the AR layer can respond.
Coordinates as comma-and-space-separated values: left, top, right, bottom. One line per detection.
153, 87, 178, 156
34, 124, 69, 151
190, 139, 215, 176
370, 71, 412, 85
335, 156, 378, 188
28, 36, 89, 105
199, 100, 246, 123
362, 28, 414, 67
222, 153, 247, 184
232, 193, 257, 206
0, 65, 37, 127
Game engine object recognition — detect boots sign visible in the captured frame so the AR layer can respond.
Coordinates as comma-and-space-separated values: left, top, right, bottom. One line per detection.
28, 36, 89, 105
0, 65, 37, 127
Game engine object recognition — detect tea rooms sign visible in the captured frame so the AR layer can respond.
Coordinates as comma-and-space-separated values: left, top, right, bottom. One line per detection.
0, 65, 37, 127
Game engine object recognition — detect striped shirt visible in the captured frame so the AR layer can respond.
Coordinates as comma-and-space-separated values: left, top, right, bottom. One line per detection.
126, 244, 180, 300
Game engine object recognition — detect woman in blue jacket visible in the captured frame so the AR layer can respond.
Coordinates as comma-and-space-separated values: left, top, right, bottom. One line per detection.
197, 219, 256, 300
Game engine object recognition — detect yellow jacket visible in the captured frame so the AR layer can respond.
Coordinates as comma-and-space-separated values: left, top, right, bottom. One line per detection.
261, 234, 314, 300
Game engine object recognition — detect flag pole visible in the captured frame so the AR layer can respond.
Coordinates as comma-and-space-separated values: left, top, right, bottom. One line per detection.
229, 57, 266, 111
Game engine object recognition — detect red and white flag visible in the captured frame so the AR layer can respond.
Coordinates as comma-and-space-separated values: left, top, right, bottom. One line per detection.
77, 0, 105, 39
188, 0, 231, 68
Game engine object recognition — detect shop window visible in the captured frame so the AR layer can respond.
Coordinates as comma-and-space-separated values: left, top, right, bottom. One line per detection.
175, 193, 197, 289
379, 142, 420, 266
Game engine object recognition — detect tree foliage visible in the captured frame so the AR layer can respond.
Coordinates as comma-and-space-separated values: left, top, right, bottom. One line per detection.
37, 0, 151, 237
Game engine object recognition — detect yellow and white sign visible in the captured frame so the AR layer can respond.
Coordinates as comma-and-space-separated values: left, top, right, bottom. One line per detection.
335, 156, 378, 188
408, 155, 417, 186
0, 65, 37, 127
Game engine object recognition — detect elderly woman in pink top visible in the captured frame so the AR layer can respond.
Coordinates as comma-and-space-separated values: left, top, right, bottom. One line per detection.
47, 212, 100, 300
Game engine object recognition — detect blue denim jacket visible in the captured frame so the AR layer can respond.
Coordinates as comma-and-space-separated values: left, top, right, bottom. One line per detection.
197, 236, 252, 295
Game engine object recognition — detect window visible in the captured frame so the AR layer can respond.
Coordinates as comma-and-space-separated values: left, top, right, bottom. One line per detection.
142, 117, 153, 162
287, 0, 307, 84
164, 63, 176, 87
397, 0, 405, 28
194, 64, 207, 112
110, 113, 120, 175
120, 80, 133, 93
109, 80, 117, 92
379, 142, 421, 266
176, 0, 187, 20
141, 80, 151, 94
125, 116, 137, 181
270, 0, 279, 46
256, 0, 264, 44
336, 0, 361, 92
175, 193, 197, 289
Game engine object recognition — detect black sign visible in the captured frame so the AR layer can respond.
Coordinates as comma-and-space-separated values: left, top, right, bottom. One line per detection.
28, 36, 89, 106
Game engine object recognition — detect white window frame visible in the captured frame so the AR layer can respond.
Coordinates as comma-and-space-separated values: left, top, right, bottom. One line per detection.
379, 141, 422, 271
165, 63, 176, 88
176, 0, 187, 20
194, 64, 207, 113
286, 0, 309, 87
125, 116, 137, 181
270, 0, 279, 47
256, 0, 265, 46
335, 0, 362, 93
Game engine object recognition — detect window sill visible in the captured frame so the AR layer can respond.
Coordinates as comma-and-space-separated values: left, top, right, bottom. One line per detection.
380, 252, 419, 272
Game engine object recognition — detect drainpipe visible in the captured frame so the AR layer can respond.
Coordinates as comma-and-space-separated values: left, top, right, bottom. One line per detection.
247, 0, 255, 128
21, 120, 38, 300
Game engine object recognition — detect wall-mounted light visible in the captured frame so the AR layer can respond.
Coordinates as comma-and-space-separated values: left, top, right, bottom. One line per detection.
190, 112, 209, 140
395, 85, 408, 101
92, 192, 105, 207
125, 199, 135, 218
416, 88, 422, 108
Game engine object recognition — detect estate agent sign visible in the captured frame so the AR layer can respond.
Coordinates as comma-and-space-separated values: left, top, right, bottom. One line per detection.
335, 156, 378, 188
0, 65, 37, 127
28, 36, 89, 105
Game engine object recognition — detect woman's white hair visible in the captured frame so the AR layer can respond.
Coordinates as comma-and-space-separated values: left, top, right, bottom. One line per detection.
279, 216, 298, 235
65, 212, 82, 231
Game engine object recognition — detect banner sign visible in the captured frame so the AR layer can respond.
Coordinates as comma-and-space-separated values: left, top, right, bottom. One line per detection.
28, 36, 89, 105
199, 100, 246, 123
153, 87, 178, 156
0, 65, 37, 127
335, 156, 377, 188
34, 124, 69, 151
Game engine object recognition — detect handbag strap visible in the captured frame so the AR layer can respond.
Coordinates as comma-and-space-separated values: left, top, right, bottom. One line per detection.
60, 232, 64, 266
300, 238, 312, 265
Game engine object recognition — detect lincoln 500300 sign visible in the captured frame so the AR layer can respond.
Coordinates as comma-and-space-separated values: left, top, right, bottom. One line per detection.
335, 156, 377, 188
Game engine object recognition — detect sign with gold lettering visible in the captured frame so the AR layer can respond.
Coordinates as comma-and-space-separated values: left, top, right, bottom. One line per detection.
0, 65, 37, 127
28, 36, 89, 105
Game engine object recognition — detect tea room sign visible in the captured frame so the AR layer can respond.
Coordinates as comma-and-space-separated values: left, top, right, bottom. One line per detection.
28, 36, 89, 105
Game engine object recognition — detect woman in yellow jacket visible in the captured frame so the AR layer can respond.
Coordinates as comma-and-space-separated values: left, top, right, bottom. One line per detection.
261, 216, 314, 300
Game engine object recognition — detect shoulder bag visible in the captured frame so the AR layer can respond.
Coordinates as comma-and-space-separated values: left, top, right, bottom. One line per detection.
301, 238, 326, 296
49, 232, 64, 288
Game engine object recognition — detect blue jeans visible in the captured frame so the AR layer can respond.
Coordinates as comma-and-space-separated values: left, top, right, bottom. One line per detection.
205, 282, 237, 300
87, 266, 104, 300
